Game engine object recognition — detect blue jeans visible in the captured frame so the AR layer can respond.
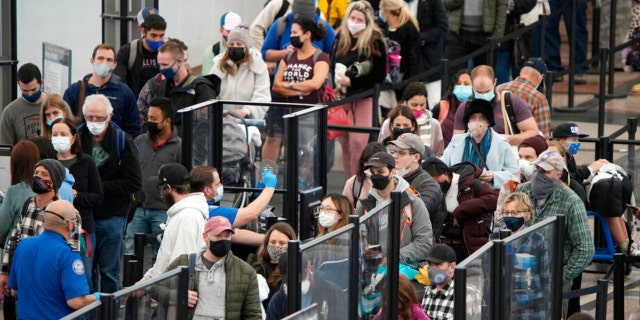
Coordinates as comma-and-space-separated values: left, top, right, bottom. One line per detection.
495, 50, 514, 85
82, 232, 96, 293
124, 207, 167, 258
92, 216, 126, 293
545, 0, 588, 74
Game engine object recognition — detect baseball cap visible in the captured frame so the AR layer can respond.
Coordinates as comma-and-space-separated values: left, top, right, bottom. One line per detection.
365, 151, 395, 169
220, 11, 242, 31
137, 7, 159, 26
157, 163, 190, 186
533, 151, 565, 172
388, 133, 425, 157
523, 57, 547, 75
425, 244, 457, 264
552, 122, 589, 139
205, 216, 235, 235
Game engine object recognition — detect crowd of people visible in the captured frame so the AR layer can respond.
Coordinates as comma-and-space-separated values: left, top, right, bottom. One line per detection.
0, 0, 637, 319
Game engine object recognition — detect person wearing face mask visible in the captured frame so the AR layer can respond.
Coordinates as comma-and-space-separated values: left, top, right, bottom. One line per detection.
422, 157, 499, 259
545, 141, 587, 204
387, 133, 442, 219
442, 99, 519, 189
78, 94, 142, 293
331, 1, 387, 178
421, 243, 457, 320
210, 25, 270, 120
113, 14, 167, 97
202, 11, 242, 77
138, 163, 208, 284
452, 65, 539, 146
312, 194, 354, 264
0, 159, 67, 298
343, 142, 387, 207
496, 57, 551, 138
434, 69, 472, 148
516, 150, 594, 318
0, 63, 47, 145
39, 93, 74, 139
7, 200, 100, 319
247, 222, 297, 309
355, 151, 433, 265
266, 253, 348, 320
161, 216, 262, 319
51, 118, 104, 292
124, 97, 181, 260
63, 44, 140, 138
551, 122, 609, 184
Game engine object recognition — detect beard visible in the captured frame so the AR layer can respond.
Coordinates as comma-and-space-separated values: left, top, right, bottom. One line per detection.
163, 193, 176, 207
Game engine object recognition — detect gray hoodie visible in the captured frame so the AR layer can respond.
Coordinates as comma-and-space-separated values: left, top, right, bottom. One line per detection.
356, 176, 434, 265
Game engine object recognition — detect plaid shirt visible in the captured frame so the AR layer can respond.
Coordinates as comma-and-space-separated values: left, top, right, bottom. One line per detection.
516, 181, 594, 284
497, 78, 551, 138
422, 280, 455, 320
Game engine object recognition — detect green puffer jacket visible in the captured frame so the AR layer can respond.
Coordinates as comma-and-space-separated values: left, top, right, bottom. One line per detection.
162, 251, 262, 320
443, 0, 508, 38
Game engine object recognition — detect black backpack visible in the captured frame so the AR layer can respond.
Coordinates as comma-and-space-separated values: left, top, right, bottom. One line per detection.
587, 166, 633, 217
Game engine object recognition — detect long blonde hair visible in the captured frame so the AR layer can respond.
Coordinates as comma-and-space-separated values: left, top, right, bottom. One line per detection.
335, 1, 384, 58
379, 0, 419, 31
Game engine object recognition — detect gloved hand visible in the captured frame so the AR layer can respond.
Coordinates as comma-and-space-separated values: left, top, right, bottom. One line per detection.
263, 169, 277, 188
93, 292, 101, 301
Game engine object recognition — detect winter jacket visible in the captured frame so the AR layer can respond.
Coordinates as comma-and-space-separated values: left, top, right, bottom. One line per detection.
355, 176, 433, 265
211, 48, 271, 120
113, 39, 153, 97
141, 192, 208, 282
443, 0, 509, 38
266, 276, 348, 320
330, 31, 387, 96
161, 251, 262, 320
441, 129, 519, 189
403, 168, 443, 227
134, 127, 182, 210
79, 123, 141, 221
247, 253, 280, 309
63, 74, 141, 138
448, 162, 498, 254
67, 152, 104, 234
385, 22, 424, 79
417, 0, 449, 81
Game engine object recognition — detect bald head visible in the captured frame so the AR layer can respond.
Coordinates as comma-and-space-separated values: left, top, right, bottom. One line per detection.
44, 200, 77, 232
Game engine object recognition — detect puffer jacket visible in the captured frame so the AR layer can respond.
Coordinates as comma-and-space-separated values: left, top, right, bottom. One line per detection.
443, 0, 509, 38
449, 162, 499, 254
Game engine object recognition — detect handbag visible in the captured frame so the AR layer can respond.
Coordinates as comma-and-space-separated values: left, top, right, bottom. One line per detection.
327, 105, 351, 140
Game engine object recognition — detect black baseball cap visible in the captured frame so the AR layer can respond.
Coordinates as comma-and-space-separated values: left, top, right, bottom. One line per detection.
425, 244, 457, 264
158, 163, 190, 186
552, 122, 589, 138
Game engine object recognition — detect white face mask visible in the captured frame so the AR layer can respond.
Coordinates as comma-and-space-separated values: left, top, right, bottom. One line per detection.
318, 211, 337, 228
301, 279, 311, 295
87, 120, 107, 136
519, 159, 535, 178
52, 136, 72, 153
396, 158, 415, 177
348, 21, 366, 35
93, 62, 114, 78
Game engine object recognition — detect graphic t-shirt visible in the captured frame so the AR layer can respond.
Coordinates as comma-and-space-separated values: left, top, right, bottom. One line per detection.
139, 46, 160, 90
282, 50, 330, 104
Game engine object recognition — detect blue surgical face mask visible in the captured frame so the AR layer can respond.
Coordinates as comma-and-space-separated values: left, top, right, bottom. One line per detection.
145, 38, 164, 51
46, 115, 64, 127
160, 60, 180, 80
212, 185, 224, 203
474, 90, 495, 102
22, 87, 42, 103
378, 10, 386, 23
453, 85, 472, 102
568, 141, 581, 154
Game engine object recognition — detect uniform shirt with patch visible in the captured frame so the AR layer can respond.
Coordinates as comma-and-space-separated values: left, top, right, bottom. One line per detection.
282, 51, 330, 104
8, 230, 89, 319
208, 205, 239, 225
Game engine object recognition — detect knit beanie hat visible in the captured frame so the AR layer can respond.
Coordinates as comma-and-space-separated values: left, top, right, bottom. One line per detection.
292, 0, 317, 20
227, 25, 252, 49
463, 99, 495, 127
519, 135, 548, 157
35, 159, 65, 192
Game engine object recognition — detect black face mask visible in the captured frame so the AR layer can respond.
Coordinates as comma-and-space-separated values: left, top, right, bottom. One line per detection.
32, 176, 53, 194
209, 239, 232, 257
228, 47, 246, 62
290, 36, 304, 49
439, 180, 451, 194
147, 121, 162, 137
392, 127, 412, 137
371, 174, 391, 190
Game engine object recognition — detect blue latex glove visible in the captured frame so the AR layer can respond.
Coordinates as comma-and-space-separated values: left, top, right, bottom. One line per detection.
93, 292, 101, 301
263, 169, 277, 188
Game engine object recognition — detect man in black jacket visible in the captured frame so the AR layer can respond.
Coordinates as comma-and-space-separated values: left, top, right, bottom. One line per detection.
79, 94, 142, 293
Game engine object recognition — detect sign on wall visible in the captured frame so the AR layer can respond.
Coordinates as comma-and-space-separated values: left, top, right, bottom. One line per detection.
42, 42, 72, 95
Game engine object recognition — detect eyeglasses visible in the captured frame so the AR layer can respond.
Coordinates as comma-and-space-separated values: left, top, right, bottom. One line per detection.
502, 210, 530, 217
315, 206, 340, 214
85, 115, 108, 122
387, 147, 414, 157
45, 210, 78, 223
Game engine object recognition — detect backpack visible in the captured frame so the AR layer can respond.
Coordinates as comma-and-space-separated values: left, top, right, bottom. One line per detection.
383, 37, 401, 86
78, 121, 128, 161
587, 165, 634, 217
129, 39, 141, 70
264, 0, 290, 28
274, 8, 323, 46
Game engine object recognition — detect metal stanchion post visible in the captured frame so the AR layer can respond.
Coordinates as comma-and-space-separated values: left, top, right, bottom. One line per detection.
286, 240, 301, 316
348, 216, 360, 320
613, 253, 625, 320
567, 0, 577, 109
595, 279, 608, 320
440, 59, 449, 98
598, 48, 608, 138
606, 0, 627, 98
386, 192, 401, 320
